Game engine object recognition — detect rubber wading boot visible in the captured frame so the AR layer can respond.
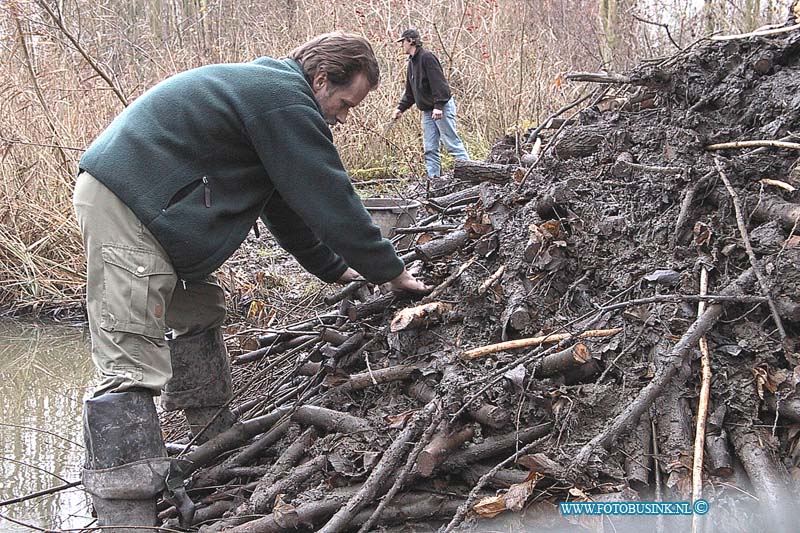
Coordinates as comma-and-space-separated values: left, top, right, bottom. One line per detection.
162, 328, 235, 443
82, 390, 171, 532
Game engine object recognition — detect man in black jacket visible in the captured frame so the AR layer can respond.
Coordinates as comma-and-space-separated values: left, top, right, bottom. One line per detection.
392, 28, 470, 179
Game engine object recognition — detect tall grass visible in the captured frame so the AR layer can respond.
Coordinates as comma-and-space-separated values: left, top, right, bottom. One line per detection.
0, 0, 791, 314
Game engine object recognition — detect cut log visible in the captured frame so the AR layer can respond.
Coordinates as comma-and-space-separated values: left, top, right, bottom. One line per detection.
183, 407, 292, 474
417, 425, 477, 477
730, 425, 792, 531
621, 413, 652, 491
406, 379, 510, 430
654, 374, 693, 497
500, 282, 532, 341
704, 406, 732, 477
390, 302, 453, 332
235, 334, 318, 364
534, 181, 576, 220
347, 295, 395, 322
427, 185, 482, 208
553, 125, 612, 159
440, 424, 553, 471
292, 405, 372, 435
403, 229, 469, 263
192, 418, 292, 489
322, 331, 366, 360
751, 194, 800, 233
458, 464, 529, 488
334, 364, 421, 392
453, 159, 520, 183
534, 343, 592, 378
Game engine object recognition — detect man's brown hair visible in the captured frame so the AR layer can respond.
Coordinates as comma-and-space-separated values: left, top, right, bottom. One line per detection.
289, 32, 380, 89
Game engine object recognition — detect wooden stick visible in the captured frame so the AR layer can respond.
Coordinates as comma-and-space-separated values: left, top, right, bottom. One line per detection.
421, 257, 476, 304
417, 425, 476, 477
715, 158, 788, 342
356, 405, 444, 533
334, 364, 421, 392
565, 71, 632, 84
477, 264, 505, 296
710, 22, 800, 41
692, 267, 712, 533
317, 401, 438, 533
571, 268, 755, 470
461, 328, 621, 360
534, 343, 592, 378
706, 140, 800, 151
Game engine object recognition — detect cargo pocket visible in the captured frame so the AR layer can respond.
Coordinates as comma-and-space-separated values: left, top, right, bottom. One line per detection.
100, 244, 177, 339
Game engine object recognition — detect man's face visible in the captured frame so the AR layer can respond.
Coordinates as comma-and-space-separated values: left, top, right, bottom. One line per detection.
312, 72, 372, 126
401, 38, 414, 55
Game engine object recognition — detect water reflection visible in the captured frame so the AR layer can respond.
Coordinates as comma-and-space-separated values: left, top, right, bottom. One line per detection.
0, 320, 96, 530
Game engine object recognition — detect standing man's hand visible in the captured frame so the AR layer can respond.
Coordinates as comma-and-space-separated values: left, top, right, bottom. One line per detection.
385, 268, 431, 295
432, 109, 443, 120
336, 267, 364, 284
392, 109, 403, 121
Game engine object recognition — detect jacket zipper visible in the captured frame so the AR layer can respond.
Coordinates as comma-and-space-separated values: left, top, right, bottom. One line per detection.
203, 176, 211, 208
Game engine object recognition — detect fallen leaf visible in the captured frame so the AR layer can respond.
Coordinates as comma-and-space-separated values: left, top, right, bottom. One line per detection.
473, 495, 508, 518
385, 409, 417, 429
504, 476, 540, 511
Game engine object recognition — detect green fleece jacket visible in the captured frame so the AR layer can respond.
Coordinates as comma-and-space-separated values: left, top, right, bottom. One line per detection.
79, 57, 404, 283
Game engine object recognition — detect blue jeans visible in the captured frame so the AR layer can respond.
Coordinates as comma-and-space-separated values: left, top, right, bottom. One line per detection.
421, 98, 470, 178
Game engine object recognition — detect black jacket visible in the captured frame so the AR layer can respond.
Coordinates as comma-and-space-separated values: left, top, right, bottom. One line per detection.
397, 48, 451, 112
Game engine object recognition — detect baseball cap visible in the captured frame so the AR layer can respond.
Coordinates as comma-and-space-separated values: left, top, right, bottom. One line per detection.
396, 28, 420, 42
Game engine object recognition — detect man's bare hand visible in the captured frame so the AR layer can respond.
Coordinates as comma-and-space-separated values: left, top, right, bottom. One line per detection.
385, 268, 431, 295
336, 267, 363, 284
432, 109, 443, 120
392, 108, 403, 121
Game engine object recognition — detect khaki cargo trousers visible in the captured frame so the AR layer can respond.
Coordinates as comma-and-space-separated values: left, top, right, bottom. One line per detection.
73, 171, 226, 395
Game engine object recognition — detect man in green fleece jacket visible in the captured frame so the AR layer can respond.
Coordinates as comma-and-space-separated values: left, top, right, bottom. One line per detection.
73, 32, 428, 530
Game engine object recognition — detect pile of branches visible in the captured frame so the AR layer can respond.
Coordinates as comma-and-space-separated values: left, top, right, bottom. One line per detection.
157, 17, 800, 533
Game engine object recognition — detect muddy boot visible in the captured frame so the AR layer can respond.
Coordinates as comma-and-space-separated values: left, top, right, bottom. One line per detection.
162, 328, 235, 443
82, 390, 171, 533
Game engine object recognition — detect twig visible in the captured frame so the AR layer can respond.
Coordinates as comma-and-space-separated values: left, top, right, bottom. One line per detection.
599, 294, 767, 313
691, 267, 712, 533
439, 433, 551, 532
477, 265, 506, 297
0, 480, 81, 507
357, 403, 444, 533
461, 328, 622, 360
714, 158, 787, 342
564, 72, 632, 84
631, 13, 682, 50
710, 23, 800, 41
421, 257, 476, 304
35, 0, 128, 106
317, 401, 438, 533
571, 268, 755, 470
706, 140, 800, 151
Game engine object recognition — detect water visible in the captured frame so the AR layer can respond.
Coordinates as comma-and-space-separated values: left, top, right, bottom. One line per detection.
0, 320, 97, 530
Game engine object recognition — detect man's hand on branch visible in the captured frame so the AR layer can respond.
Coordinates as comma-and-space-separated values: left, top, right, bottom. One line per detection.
385, 268, 431, 295
336, 267, 363, 284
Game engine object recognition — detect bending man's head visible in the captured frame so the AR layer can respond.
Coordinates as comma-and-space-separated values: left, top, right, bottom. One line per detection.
289, 32, 380, 126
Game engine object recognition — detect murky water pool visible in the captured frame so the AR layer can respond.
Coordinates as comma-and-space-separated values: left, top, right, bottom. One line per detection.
0, 320, 97, 530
